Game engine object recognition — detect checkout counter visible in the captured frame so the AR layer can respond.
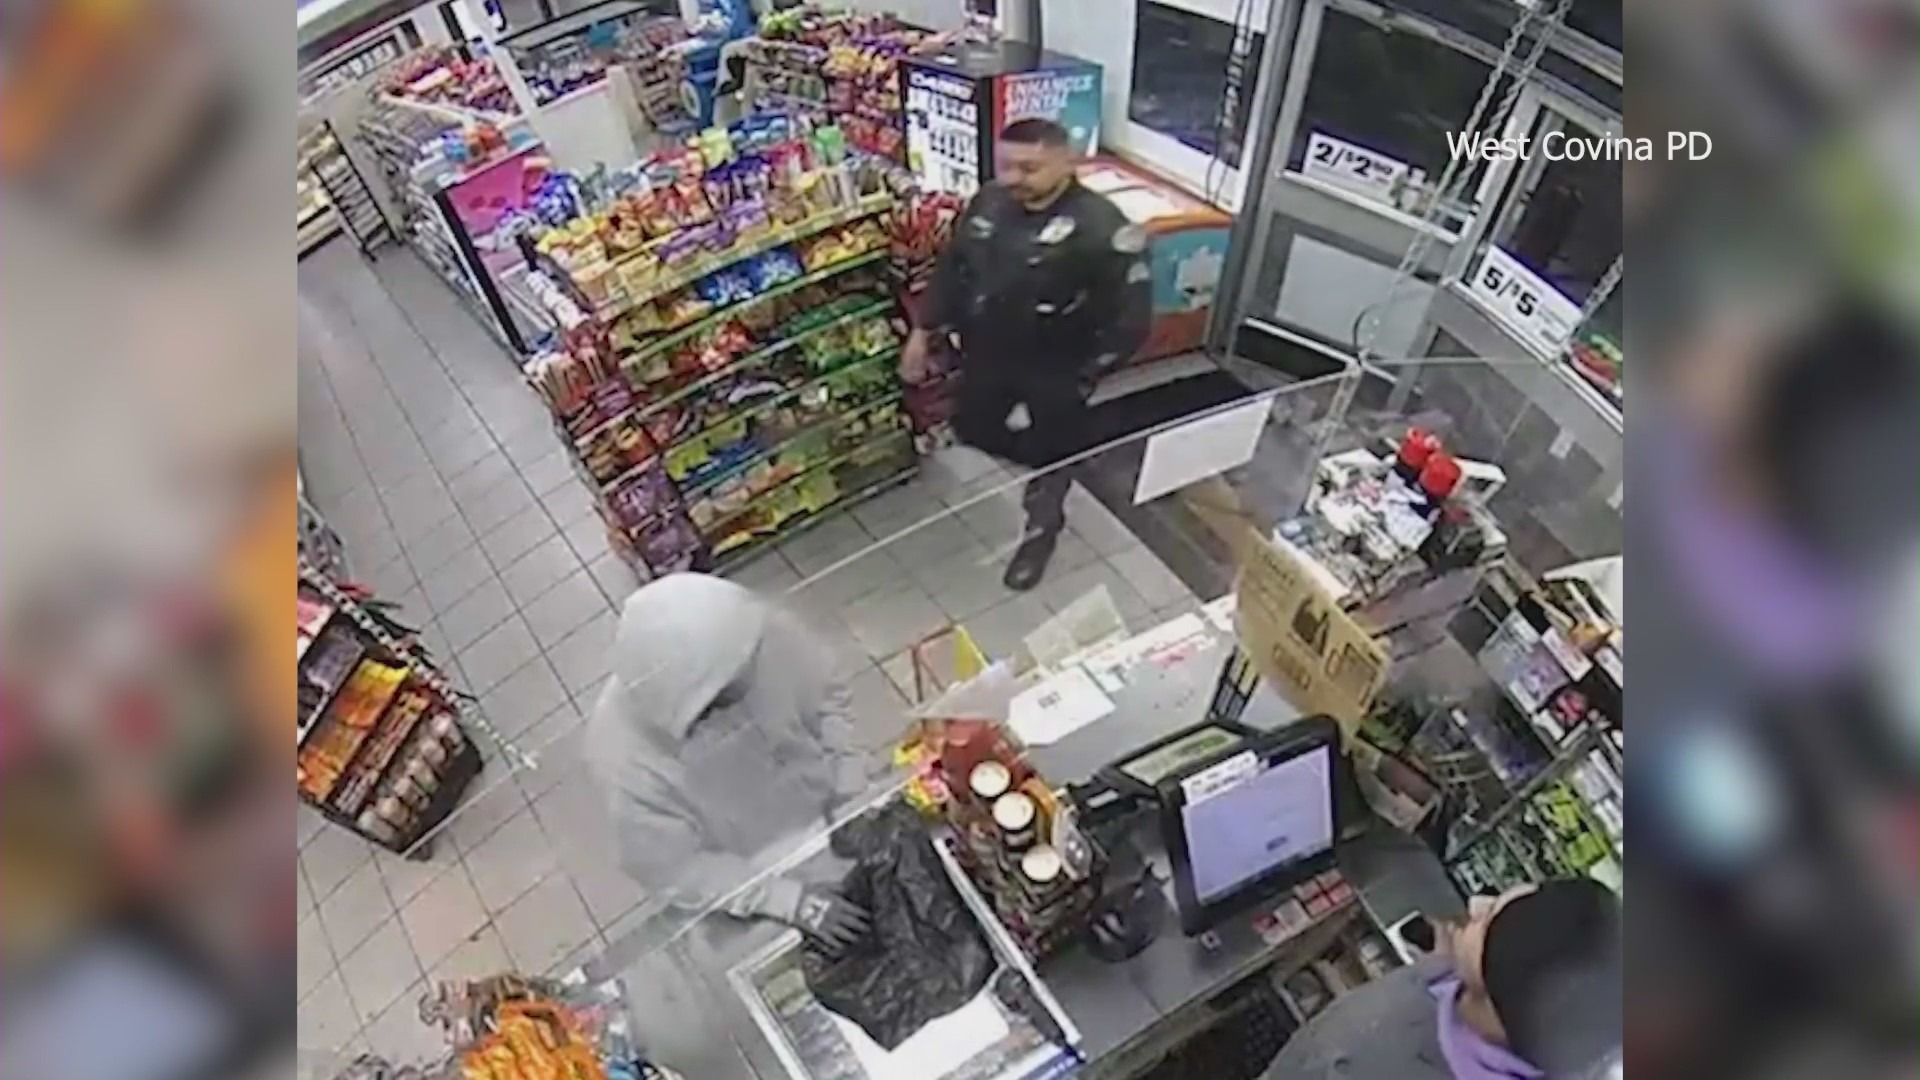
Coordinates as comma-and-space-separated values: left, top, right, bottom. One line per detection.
574, 617, 1463, 1080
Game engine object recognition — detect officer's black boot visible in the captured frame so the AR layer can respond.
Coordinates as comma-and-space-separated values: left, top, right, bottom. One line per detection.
1003, 529, 1059, 591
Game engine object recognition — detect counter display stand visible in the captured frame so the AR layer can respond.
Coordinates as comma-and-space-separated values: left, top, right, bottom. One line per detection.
297, 561, 513, 857
523, 118, 917, 577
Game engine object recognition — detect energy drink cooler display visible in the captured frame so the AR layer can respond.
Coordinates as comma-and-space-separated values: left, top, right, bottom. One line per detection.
901, 41, 1103, 199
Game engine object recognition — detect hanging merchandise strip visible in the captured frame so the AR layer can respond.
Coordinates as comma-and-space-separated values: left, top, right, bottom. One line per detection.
298, 557, 536, 777
1316, 0, 1575, 471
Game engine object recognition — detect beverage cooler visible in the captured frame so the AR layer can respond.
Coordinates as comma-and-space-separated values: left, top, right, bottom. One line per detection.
901, 40, 1102, 199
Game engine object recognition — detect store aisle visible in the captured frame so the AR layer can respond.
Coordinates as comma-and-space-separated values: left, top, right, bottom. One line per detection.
295, 238, 1204, 1063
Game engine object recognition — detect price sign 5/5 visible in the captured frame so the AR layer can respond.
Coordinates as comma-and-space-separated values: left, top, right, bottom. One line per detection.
1466, 246, 1583, 359
1302, 131, 1407, 203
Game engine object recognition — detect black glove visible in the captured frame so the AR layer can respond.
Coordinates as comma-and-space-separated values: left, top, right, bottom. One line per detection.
793, 885, 871, 953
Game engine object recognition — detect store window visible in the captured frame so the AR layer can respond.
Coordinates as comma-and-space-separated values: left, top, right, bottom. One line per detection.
1128, 2, 1267, 168
1283, 7, 1502, 218
1499, 129, 1622, 301
1565, 0, 1623, 51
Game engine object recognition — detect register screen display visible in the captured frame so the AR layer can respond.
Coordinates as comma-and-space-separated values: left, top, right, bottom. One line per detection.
1182, 747, 1335, 905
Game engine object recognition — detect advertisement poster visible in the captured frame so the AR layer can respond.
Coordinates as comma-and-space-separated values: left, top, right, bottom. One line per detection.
993, 66, 1103, 157
1234, 535, 1389, 737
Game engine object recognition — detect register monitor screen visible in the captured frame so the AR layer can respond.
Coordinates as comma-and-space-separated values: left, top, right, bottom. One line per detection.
1181, 745, 1335, 904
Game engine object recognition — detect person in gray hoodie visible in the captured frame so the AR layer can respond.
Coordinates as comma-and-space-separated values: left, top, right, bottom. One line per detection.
585, 572, 875, 951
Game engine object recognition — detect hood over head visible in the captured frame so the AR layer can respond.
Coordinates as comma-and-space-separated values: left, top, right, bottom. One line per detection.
601, 572, 767, 742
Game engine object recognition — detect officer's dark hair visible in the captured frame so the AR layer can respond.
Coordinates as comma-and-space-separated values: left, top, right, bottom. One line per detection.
1000, 118, 1071, 149
1484, 879, 1622, 1077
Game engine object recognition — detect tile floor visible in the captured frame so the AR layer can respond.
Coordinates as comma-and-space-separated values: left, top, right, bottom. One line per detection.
295, 240, 1203, 1064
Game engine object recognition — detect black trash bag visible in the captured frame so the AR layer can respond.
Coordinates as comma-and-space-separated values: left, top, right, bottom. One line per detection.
801, 803, 996, 1049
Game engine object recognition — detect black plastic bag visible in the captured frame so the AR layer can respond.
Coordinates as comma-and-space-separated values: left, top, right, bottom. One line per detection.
801, 804, 995, 1049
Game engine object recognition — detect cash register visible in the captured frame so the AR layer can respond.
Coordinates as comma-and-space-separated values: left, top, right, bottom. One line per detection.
1079, 715, 1356, 938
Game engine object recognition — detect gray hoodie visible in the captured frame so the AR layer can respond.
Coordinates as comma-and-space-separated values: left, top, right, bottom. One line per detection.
585, 573, 866, 924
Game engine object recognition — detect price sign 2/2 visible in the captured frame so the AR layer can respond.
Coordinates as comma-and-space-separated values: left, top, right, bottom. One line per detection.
1302, 131, 1407, 204
1465, 246, 1583, 359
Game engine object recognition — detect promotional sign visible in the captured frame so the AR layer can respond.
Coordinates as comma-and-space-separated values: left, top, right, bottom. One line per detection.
1301, 131, 1408, 206
992, 67, 1102, 157
1465, 246, 1584, 359
904, 66, 982, 197
1234, 535, 1390, 737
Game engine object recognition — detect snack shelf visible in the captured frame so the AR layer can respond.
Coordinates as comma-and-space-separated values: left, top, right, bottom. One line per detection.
298, 659, 411, 803
670, 350, 901, 486
618, 248, 889, 369
701, 420, 911, 539
678, 384, 905, 498
297, 639, 369, 747
710, 446, 918, 567
595, 193, 894, 320
612, 295, 892, 430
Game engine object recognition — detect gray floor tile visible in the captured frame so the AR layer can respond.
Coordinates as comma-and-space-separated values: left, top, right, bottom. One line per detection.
1035, 560, 1155, 629
915, 545, 1022, 622
318, 858, 397, 960
338, 917, 425, 1026
1110, 547, 1194, 608
559, 507, 612, 564
1063, 484, 1143, 556
440, 578, 515, 653
839, 585, 949, 660
477, 657, 569, 738
302, 822, 374, 904
363, 981, 445, 1066
521, 569, 611, 651
388, 489, 462, 545
464, 474, 541, 536
962, 594, 1053, 663
427, 925, 513, 984
477, 505, 558, 571
439, 775, 531, 854
447, 451, 519, 507
790, 547, 910, 608
401, 514, 478, 576
538, 474, 597, 524
517, 703, 587, 797
851, 483, 946, 539
380, 468, 452, 520
298, 912, 337, 1000
373, 846, 456, 910
518, 447, 575, 498
495, 874, 597, 976
874, 510, 983, 573
397, 863, 489, 971
585, 552, 640, 607
420, 543, 493, 613
844, 665, 911, 750
299, 971, 365, 1054
547, 611, 616, 695
465, 807, 562, 914
779, 515, 875, 576
459, 616, 542, 695
500, 533, 583, 607
361, 551, 420, 602
723, 550, 801, 596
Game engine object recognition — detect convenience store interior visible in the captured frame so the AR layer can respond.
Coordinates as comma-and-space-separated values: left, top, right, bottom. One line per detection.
295, 0, 1626, 1071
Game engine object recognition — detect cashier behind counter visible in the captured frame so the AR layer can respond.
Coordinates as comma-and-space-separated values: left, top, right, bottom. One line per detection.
1090, 721, 1622, 1080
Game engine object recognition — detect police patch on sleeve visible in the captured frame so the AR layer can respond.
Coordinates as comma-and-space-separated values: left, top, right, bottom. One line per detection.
1112, 224, 1147, 254
1038, 215, 1078, 244
1127, 260, 1152, 284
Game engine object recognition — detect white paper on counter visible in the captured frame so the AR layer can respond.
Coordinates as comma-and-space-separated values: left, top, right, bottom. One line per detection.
908, 659, 1019, 723
1132, 398, 1272, 506
834, 988, 1010, 1080
1008, 666, 1115, 746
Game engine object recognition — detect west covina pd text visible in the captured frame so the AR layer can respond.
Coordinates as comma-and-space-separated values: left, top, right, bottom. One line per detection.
1446, 130, 1713, 162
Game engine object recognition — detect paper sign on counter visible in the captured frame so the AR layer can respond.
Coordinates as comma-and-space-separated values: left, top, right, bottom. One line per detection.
1008, 666, 1115, 746
834, 989, 1010, 1080
1132, 397, 1272, 506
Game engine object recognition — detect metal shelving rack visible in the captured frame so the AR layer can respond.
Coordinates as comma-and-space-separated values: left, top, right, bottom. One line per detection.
299, 119, 394, 256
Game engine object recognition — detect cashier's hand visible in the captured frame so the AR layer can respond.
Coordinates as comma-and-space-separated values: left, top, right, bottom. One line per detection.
794, 885, 871, 953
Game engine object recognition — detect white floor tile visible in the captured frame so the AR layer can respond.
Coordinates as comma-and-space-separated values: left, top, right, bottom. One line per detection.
963, 595, 1053, 664
398, 863, 490, 971
298, 911, 337, 1001
373, 846, 457, 910
298, 972, 364, 1057
338, 918, 425, 1027
318, 859, 398, 960
302, 822, 374, 904
839, 585, 949, 660
363, 981, 447, 1067
427, 925, 514, 984
495, 875, 597, 976
465, 808, 561, 915
1110, 547, 1194, 609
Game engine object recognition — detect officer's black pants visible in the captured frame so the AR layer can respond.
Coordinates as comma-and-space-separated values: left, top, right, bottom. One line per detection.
951, 363, 1090, 543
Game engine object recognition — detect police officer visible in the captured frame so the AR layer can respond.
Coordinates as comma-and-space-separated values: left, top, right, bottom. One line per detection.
901, 118, 1153, 590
